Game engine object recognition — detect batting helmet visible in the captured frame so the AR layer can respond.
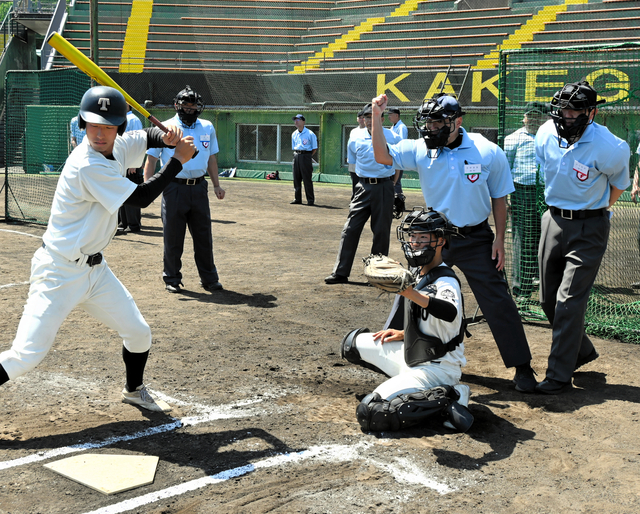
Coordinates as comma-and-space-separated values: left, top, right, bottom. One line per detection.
397, 207, 456, 267
78, 86, 128, 135
549, 81, 604, 146
413, 94, 465, 154
174, 85, 204, 126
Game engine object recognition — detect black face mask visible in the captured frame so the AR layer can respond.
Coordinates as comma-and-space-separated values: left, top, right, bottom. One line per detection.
403, 243, 437, 268
550, 111, 591, 147
178, 110, 199, 127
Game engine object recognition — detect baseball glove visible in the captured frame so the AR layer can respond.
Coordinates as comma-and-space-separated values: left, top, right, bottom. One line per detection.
363, 254, 416, 293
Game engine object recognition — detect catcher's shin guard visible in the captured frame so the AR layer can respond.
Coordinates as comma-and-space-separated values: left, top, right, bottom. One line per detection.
444, 401, 474, 433
356, 386, 457, 432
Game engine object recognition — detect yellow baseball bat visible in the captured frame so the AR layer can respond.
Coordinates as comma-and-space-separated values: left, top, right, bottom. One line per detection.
46, 31, 169, 133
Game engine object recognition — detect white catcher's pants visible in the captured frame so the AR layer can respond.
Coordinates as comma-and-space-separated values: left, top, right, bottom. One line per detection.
0, 246, 151, 380
355, 332, 467, 404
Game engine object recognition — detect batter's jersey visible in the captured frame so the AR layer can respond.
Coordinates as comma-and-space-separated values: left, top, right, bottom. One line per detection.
391, 119, 408, 140
388, 128, 514, 227
42, 131, 147, 260
503, 126, 542, 186
147, 114, 218, 179
291, 127, 318, 151
535, 120, 630, 210
414, 264, 465, 368
348, 127, 401, 178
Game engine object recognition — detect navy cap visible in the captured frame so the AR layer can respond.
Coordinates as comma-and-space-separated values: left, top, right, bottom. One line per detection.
388, 107, 400, 115
524, 101, 549, 115
357, 109, 365, 117
292, 114, 305, 121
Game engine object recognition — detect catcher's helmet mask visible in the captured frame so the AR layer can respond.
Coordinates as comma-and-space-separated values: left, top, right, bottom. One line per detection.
549, 80, 604, 147
414, 94, 465, 157
174, 85, 204, 127
397, 207, 458, 268
78, 86, 128, 135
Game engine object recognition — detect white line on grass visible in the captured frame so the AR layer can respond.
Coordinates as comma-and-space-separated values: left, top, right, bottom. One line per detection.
0, 281, 30, 289
0, 229, 42, 238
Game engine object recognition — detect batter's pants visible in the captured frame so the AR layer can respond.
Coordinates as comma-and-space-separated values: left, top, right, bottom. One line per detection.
443, 223, 532, 368
354, 332, 464, 401
0, 246, 151, 380
538, 210, 609, 383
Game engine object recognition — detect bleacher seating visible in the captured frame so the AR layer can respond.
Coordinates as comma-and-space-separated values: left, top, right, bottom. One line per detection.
51, 0, 640, 74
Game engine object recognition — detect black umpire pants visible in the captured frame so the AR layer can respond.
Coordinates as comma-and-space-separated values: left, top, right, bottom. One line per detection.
118, 168, 143, 230
443, 222, 532, 368
332, 178, 394, 278
538, 209, 609, 383
292, 151, 315, 204
161, 178, 219, 287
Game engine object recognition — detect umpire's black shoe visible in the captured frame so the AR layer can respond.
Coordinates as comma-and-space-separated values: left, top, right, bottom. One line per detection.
201, 281, 223, 292
166, 283, 182, 293
290, 200, 302, 205
574, 348, 599, 372
325, 273, 348, 284
535, 378, 573, 395
513, 364, 538, 393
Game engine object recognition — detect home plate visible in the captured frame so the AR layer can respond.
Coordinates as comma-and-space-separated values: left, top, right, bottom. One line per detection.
44, 454, 159, 495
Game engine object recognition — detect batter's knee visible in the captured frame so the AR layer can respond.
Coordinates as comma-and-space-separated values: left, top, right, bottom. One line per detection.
122, 320, 152, 353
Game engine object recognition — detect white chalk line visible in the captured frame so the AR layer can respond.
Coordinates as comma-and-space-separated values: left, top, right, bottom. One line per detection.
0, 229, 43, 239
0, 281, 30, 289
81, 443, 455, 514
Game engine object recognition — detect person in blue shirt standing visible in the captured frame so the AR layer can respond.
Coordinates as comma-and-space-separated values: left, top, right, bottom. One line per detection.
503, 102, 549, 300
291, 114, 318, 206
534, 81, 630, 394
388, 107, 408, 196
117, 106, 145, 234
348, 109, 367, 198
325, 104, 401, 284
69, 115, 86, 149
144, 86, 225, 294
370, 92, 538, 394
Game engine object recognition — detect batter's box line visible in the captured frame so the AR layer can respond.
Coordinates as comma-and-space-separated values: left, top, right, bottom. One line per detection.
0, 393, 276, 472
81, 442, 456, 514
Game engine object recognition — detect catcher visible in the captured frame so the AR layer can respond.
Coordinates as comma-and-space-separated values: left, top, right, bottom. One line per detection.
341, 207, 473, 432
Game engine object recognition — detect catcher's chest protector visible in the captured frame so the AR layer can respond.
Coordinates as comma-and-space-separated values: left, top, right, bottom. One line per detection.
403, 267, 465, 367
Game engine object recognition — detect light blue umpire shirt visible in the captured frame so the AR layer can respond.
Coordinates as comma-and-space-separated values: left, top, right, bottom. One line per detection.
535, 119, 630, 210
291, 127, 318, 151
391, 119, 408, 140
147, 114, 219, 179
349, 128, 401, 178
387, 128, 514, 227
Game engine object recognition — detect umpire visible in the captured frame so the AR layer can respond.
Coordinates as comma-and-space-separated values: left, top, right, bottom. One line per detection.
325, 104, 401, 284
144, 85, 225, 293
291, 114, 318, 206
534, 80, 630, 394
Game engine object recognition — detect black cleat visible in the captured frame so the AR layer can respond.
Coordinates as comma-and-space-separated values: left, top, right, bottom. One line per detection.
513, 364, 538, 393
325, 273, 348, 284
535, 378, 573, 395
574, 348, 599, 372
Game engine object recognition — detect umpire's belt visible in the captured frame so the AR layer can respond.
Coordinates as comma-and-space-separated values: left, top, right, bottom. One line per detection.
451, 219, 489, 235
359, 176, 393, 185
293, 150, 312, 155
173, 176, 205, 185
549, 206, 607, 220
42, 243, 103, 267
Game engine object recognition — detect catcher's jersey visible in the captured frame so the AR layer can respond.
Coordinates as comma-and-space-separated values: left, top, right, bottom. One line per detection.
414, 264, 465, 368
388, 128, 514, 227
42, 131, 146, 260
147, 115, 218, 179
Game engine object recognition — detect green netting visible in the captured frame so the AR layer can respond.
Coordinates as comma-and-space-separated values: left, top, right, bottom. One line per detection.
4, 68, 91, 224
498, 42, 640, 344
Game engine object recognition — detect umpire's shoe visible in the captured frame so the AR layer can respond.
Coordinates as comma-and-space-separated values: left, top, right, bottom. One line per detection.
122, 385, 172, 413
166, 283, 183, 293
513, 363, 538, 393
325, 273, 348, 284
535, 378, 573, 395
201, 281, 223, 292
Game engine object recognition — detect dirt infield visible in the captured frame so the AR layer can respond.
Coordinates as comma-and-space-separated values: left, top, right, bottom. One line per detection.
1, 179, 639, 514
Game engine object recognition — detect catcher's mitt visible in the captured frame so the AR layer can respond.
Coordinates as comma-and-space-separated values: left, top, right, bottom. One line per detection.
393, 193, 406, 219
363, 254, 416, 293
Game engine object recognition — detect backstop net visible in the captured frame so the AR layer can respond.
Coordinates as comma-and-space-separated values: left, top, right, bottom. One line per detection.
4, 68, 91, 224
498, 42, 640, 344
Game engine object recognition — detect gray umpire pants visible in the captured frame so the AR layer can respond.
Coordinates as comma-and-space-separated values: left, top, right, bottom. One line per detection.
332, 178, 394, 278
442, 222, 532, 368
161, 179, 219, 286
292, 152, 315, 204
538, 209, 609, 383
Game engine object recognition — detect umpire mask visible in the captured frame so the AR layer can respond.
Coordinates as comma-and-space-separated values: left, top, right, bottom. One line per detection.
174, 85, 204, 127
549, 81, 603, 147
